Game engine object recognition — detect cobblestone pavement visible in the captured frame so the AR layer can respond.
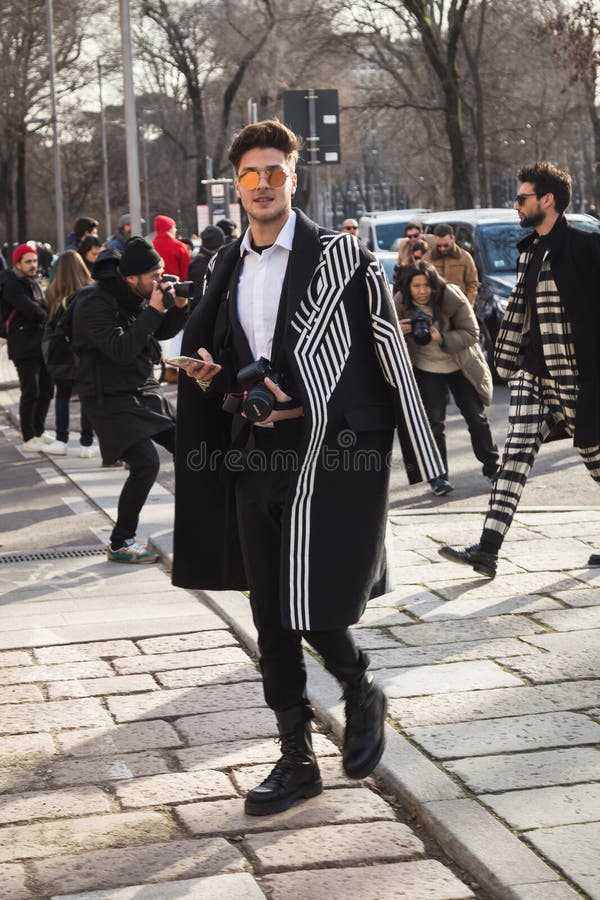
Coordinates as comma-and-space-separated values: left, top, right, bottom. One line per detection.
1, 343, 599, 899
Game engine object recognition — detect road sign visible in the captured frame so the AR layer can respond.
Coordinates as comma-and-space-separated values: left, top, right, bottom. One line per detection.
283, 89, 340, 165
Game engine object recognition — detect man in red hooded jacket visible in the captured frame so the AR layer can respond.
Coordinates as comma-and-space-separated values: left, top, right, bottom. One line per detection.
152, 215, 191, 280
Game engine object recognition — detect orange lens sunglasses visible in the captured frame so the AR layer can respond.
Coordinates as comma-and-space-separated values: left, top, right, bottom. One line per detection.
238, 166, 289, 190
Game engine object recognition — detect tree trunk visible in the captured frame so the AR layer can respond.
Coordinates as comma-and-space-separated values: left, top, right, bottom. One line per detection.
585, 70, 600, 209
443, 79, 474, 208
0, 155, 15, 250
16, 133, 27, 241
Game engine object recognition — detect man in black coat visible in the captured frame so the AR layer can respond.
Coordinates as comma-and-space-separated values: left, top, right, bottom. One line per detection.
440, 161, 600, 578
71, 238, 188, 564
188, 224, 225, 309
172, 120, 442, 816
1, 243, 53, 452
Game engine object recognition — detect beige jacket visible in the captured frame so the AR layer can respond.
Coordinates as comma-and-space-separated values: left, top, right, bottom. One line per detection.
430, 245, 479, 305
395, 283, 493, 405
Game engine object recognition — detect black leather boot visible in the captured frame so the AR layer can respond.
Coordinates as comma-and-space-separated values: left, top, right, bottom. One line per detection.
244, 706, 323, 816
342, 671, 387, 780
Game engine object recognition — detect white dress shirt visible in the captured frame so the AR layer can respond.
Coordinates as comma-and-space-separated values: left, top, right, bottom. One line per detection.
237, 210, 296, 361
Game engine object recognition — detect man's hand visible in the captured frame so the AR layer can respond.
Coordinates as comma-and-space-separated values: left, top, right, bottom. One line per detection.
174, 293, 189, 309
251, 376, 303, 424
182, 348, 222, 384
149, 283, 167, 313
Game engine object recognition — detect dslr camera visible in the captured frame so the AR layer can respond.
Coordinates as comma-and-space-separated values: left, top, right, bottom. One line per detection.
237, 357, 284, 423
409, 309, 432, 346
159, 274, 193, 309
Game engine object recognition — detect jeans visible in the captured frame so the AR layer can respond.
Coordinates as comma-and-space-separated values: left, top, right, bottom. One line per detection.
110, 427, 176, 549
414, 367, 499, 477
54, 381, 94, 446
14, 357, 53, 442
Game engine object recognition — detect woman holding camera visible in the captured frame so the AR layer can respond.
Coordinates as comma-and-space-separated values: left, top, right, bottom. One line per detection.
395, 261, 499, 496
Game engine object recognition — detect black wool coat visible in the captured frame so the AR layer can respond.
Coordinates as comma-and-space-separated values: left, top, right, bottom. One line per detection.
2, 270, 47, 361
495, 216, 600, 447
172, 210, 442, 630
71, 261, 187, 463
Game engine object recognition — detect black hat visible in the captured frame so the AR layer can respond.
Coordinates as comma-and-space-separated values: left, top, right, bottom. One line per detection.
215, 218, 236, 237
118, 236, 162, 276
201, 225, 225, 251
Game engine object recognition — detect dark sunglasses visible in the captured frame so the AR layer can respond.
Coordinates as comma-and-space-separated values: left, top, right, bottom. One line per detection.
344, 224, 358, 231
515, 192, 538, 205
238, 165, 289, 190
406, 232, 420, 239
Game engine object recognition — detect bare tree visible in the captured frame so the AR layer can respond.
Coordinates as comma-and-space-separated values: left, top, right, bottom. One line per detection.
540, 0, 600, 207
0, 0, 92, 245
139, 0, 275, 204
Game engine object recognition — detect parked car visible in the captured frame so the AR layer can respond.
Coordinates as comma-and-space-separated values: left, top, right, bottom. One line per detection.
358, 209, 429, 283
421, 208, 600, 379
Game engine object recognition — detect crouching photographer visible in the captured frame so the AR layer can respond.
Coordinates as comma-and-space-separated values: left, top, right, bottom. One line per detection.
71, 237, 189, 563
395, 260, 499, 496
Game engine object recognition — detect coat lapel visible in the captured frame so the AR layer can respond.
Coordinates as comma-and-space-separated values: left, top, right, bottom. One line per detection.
272, 209, 323, 366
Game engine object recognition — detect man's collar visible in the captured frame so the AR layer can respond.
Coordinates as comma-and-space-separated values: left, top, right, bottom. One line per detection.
240, 209, 297, 256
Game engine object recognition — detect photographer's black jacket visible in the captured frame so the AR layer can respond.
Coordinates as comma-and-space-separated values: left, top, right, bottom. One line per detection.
172, 210, 442, 630
71, 255, 187, 463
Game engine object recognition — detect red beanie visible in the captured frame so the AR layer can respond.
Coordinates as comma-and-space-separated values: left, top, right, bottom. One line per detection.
154, 215, 175, 234
13, 243, 38, 265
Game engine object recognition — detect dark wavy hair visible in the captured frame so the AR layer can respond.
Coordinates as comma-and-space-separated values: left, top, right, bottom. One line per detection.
228, 119, 303, 172
400, 260, 446, 309
517, 161, 572, 214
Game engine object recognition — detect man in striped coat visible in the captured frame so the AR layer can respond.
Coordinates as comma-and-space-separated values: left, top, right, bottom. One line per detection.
440, 161, 600, 578
172, 120, 442, 816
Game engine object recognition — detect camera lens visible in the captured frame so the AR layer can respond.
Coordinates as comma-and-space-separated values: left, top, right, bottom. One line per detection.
242, 384, 275, 422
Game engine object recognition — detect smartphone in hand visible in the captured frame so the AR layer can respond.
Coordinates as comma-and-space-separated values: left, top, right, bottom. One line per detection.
164, 356, 205, 369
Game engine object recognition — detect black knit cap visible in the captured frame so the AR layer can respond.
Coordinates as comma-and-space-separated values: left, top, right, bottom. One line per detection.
118, 236, 162, 276
201, 224, 225, 251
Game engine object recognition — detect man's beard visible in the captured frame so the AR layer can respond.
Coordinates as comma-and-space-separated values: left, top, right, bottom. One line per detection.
520, 208, 546, 229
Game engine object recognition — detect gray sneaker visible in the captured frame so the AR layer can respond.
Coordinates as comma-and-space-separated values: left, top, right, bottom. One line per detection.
438, 543, 497, 578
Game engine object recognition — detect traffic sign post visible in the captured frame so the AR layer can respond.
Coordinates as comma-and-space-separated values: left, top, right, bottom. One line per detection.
283, 89, 340, 222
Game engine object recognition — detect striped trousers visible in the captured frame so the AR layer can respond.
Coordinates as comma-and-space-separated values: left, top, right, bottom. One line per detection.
481, 370, 600, 550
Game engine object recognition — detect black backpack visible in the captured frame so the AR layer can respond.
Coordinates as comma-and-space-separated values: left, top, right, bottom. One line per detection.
42, 285, 94, 382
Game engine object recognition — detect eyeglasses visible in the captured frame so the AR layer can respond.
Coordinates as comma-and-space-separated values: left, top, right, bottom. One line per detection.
238, 165, 289, 190
406, 232, 420, 239
515, 192, 538, 205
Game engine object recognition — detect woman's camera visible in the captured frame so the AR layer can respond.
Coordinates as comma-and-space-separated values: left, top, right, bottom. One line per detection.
410, 309, 432, 345
237, 357, 283, 422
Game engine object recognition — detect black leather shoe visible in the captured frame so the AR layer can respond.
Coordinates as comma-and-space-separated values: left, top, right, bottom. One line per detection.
588, 553, 600, 566
342, 673, 387, 780
438, 543, 497, 578
244, 708, 323, 816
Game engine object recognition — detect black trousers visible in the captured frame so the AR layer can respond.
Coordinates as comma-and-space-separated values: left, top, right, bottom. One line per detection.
235, 422, 365, 713
110, 427, 176, 549
414, 367, 498, 477
14, 357, 54, 442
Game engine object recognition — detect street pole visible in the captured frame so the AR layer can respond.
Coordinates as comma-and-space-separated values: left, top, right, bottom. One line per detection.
306, 89, 320, 224
45, 0, 65, 251
140, 107, 151, 232
97, 61, 111, 241
119, 0, 142, 236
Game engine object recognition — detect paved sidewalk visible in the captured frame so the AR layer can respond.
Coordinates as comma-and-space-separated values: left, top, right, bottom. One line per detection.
1, 342, 599, 899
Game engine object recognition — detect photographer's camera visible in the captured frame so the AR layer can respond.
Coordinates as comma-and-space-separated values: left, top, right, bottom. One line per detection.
410, 309, 432, 346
